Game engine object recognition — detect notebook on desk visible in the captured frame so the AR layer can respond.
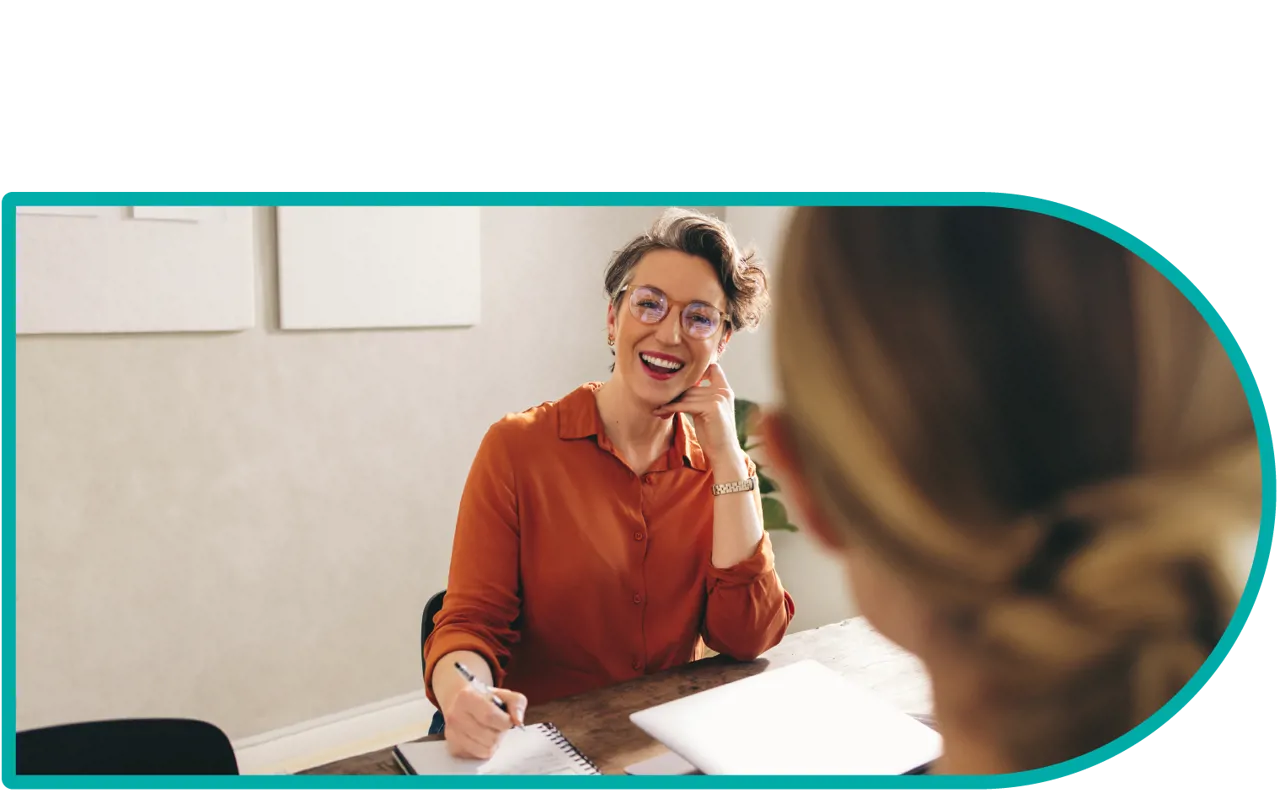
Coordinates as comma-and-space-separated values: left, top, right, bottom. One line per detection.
392, 723, 600, 775
629, 659, 941, 775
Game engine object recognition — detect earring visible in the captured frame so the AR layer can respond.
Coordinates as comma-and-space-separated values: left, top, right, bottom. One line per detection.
607, 334, 615, 347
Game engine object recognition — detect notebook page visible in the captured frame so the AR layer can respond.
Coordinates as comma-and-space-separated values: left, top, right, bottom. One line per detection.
394, 724, 594, 775
475, 727, 589, 775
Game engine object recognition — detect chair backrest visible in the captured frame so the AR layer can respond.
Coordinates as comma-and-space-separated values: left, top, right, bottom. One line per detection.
15, 718, 239, 775
420, 589, 447, 675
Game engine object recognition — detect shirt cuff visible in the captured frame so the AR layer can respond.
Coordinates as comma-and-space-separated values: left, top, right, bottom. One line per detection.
707, 531, 777, 588
422, 628, 507, 708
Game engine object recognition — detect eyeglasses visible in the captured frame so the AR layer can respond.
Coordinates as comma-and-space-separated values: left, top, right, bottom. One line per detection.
618, 284, 727, 340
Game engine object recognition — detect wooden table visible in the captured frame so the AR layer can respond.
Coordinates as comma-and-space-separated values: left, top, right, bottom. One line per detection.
300, 617, 934, 776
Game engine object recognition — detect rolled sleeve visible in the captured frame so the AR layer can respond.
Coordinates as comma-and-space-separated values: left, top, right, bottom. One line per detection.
422, 626, 512, 708
703, 531, 795, 661
422, 423, 523, 708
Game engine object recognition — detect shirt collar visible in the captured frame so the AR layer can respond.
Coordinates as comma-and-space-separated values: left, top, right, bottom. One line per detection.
556, 383, 603, 441
557, 383, 708, 472
673, 412, 709, 471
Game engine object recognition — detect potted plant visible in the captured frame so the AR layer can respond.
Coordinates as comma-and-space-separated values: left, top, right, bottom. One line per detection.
733, 398, 799, 532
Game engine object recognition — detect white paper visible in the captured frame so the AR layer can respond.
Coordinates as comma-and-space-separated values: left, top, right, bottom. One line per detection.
629, 659, 941, 775
624, 751, 700, 775
129, 206, 217, 222
394, 723, 596, 775
16, 206, 106, 218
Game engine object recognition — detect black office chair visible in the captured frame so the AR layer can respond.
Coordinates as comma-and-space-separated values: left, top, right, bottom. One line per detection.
420, 589, 449, 736
15, 718, 239, 775
420, 589, 447, 676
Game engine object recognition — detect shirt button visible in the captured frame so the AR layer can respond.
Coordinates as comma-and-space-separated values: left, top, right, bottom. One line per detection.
632, 658, 643, 671
632, 593, 643, 604
633, 531, 644, 541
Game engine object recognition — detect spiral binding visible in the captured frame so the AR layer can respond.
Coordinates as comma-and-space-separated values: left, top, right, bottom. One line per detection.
536, 723, 602, 775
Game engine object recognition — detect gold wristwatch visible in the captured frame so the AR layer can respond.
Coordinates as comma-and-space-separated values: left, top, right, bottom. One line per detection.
711, 475, 758, 497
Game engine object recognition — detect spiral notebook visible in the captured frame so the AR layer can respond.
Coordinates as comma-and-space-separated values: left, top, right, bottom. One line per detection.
391, 723, 601, 775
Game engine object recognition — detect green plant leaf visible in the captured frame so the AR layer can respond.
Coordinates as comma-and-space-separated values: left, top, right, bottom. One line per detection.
733, 398, 759, 450
758, 472, 778, 494
761, 496, 798, 531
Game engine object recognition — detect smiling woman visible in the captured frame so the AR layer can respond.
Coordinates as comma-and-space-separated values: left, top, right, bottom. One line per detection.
420, 208, 795, 762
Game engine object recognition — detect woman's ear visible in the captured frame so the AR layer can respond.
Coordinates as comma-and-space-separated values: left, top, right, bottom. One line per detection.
759, 411, 845, 552
716, 327, 733, 358
606, 303, 618, 343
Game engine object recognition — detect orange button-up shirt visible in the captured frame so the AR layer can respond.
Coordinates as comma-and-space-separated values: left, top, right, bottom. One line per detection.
423, 382, 795, 708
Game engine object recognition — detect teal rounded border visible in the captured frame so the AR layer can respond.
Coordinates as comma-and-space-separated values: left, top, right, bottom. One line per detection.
1, 191, 1273, 789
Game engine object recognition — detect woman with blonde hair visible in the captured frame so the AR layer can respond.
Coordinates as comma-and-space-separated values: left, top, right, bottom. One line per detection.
761, 206, 1260, 773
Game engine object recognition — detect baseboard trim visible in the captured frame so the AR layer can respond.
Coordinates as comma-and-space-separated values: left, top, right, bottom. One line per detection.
233, 691, 437, 775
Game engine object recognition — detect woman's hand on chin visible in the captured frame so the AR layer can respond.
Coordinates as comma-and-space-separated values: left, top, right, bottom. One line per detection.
653, 363, 745, 473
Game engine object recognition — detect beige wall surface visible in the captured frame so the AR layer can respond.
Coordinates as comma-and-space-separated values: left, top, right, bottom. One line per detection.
15, 206, 856, 739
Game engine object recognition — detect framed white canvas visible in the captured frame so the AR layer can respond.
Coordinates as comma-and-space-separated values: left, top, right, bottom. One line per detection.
130, 206, 222, 223
15, 206, 257, 334
276, 207, 482, 331
16, 207, 110, 218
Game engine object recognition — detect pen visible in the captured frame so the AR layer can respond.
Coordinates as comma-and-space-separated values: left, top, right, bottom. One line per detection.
454, 661, 525, 731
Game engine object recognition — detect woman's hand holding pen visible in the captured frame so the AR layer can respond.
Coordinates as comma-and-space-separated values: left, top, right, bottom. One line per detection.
433, 652, 528, 760
442, 682, 528, 759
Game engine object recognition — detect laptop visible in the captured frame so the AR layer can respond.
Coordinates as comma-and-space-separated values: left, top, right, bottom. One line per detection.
628, 659, 941, 775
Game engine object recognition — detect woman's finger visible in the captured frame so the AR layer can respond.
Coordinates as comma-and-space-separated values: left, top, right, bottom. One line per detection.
447, 727, 497, 760
704, 362, 730, 389
654, 405, 703, 417
665, 386, 727, 406
457, 705, 506, 739
454, 684, 513, 732
654, 394, 725, 415
475, 698, 515, 731
445, 715, 498, 759
454, 729, 501, 761
492, 689, 529, 729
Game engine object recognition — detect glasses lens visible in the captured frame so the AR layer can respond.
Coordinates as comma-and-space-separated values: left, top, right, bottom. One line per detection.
682, 303, 722, 339
629, 286, 668, 324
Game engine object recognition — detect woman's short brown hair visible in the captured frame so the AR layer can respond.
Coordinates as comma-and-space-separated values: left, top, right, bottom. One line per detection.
604, 208, 769, 333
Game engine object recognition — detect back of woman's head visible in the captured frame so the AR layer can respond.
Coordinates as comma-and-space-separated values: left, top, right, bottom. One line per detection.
772, 206, 1261, 770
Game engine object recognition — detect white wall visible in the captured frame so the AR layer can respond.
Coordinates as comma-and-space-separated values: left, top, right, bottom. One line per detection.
14, 205, 856, 743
